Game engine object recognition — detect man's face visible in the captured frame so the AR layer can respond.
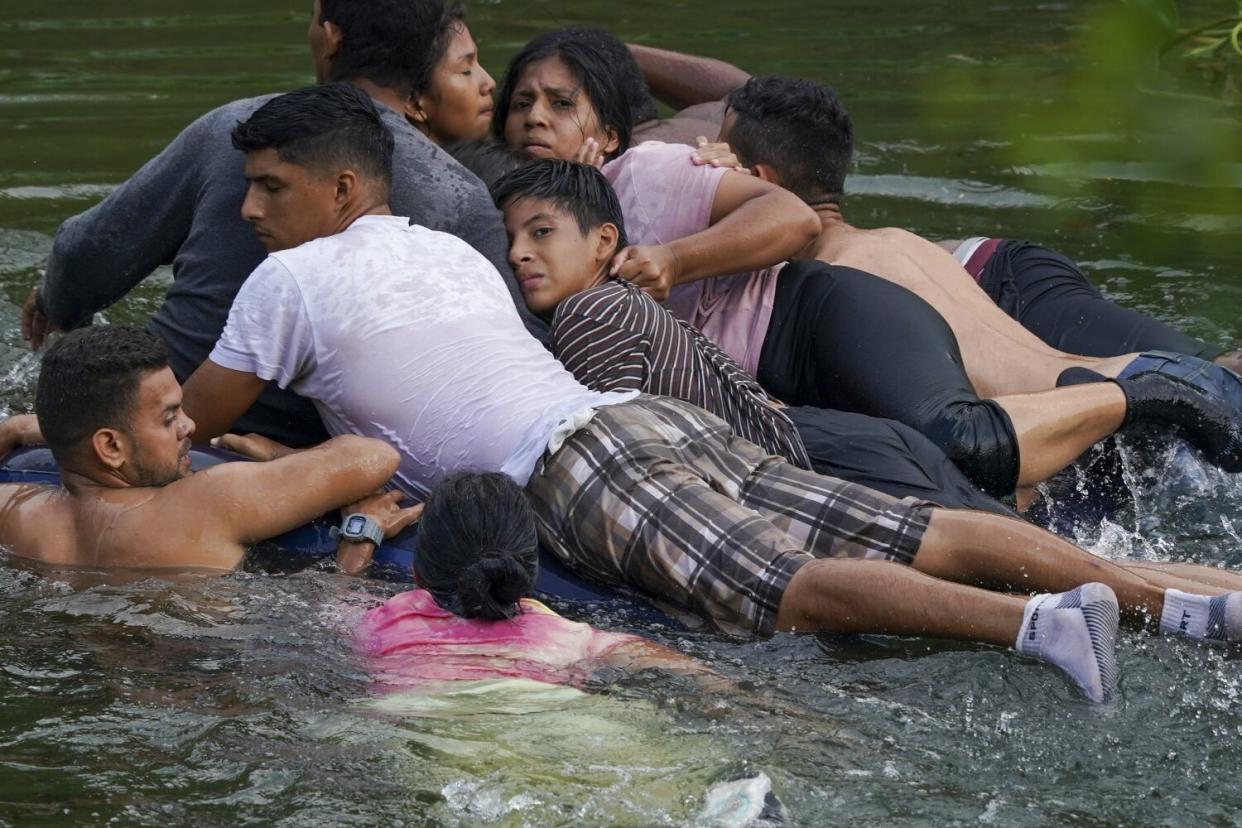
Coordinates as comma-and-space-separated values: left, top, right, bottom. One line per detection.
503, 197, 607, 315
122, 367, 195, 488
307, 0, 331, 83
241, 148, 341, 252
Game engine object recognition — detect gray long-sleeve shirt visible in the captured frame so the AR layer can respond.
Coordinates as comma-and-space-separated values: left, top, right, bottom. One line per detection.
41, 94, 547, 445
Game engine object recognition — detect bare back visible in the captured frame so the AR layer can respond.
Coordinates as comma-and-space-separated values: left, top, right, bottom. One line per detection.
815, 225, 1093, 396
0, 478, 244, 571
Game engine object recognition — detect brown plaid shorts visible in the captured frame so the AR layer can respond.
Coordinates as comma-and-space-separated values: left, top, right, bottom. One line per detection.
526, 395, 933, 638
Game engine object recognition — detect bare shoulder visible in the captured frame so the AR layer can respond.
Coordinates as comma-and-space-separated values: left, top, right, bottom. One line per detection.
0, 483, 73, 562
77, 480, 245, 571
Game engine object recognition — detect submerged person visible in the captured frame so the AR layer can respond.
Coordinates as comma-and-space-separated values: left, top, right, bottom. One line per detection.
493, 158, 1009, 515
178, 83, 1242, 705
0, 326, 406, 571
358, 470, 786, 826
23, 0, 544, 448
360, 471, 726, 691
490, 34, 1242, 500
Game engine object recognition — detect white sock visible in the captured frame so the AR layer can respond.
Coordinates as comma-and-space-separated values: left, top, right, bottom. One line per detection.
1160, 588, 1242, 641
1014, 583, 1119, 703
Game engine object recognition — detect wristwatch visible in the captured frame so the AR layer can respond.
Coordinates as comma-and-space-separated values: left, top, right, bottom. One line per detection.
330, 513, 385, 547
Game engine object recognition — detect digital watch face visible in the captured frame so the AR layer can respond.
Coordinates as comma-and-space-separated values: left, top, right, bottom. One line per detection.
346, 515, 367, 536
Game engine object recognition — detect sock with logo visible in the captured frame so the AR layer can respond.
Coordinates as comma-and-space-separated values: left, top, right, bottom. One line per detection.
1160, 588, 1242, 642
1014, 583, 1119, 703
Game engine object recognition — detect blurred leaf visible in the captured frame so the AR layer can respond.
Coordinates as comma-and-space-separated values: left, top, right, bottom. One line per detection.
1125, 0, 1181, 37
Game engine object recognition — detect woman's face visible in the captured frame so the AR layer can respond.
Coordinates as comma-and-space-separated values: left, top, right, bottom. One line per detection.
412, 23, 496, 144
502, 55, 618, 161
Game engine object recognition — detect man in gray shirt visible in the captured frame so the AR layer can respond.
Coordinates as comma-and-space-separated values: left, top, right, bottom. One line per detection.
23, 0, 546, 445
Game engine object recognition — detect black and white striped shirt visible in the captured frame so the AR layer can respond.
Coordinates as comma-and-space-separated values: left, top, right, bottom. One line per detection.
551, 280, 813, 469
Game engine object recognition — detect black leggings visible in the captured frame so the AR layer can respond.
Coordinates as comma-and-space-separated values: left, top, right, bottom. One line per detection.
979, 240, 1223, 361
758, 261, 1020, 498
783, 406, 1014, 516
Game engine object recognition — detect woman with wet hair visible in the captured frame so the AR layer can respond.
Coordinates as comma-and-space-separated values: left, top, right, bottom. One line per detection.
357, 471, 722, 688
406, 3, 497, 145
495, 28, 635, 165
357, 473, 786, 824
413, 470, 540, 622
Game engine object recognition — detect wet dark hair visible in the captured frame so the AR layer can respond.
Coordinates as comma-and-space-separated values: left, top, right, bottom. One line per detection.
231, 82, 395, 185
35, 326, 170, 467
414, 472, 539, 621
409, 2, 467, 99
725, 75, 854, 204
445, 138, 531, 190
493, 28, 634, 161
556, 27, 657, 125
319, 0, 445, 96
491, 159, 629, 251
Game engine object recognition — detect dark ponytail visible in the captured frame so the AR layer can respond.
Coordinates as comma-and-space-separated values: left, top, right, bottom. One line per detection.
414, 472, 539, 620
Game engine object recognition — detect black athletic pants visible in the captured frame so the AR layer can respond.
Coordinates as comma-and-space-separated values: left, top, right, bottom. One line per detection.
978, 240, 1223, 361
783, 405, 1014, 516
757, 261, 1021, 499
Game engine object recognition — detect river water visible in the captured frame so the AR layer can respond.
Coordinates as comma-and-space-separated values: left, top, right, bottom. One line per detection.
2, 1, 1242, 824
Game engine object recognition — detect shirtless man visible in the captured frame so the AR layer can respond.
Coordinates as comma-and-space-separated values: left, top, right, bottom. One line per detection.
703, 75, 1242, 493
718, 75, 1242, 400
0, 326, 403, 571
613, 46, 1242, 376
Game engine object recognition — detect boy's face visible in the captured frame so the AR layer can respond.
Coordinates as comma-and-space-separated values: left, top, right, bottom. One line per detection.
503, 197, 609, 315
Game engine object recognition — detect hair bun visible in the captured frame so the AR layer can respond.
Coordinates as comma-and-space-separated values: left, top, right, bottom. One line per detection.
456, 550, 534, 620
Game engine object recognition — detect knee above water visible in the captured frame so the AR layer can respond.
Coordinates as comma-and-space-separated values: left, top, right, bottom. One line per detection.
921, 403, 1020, 499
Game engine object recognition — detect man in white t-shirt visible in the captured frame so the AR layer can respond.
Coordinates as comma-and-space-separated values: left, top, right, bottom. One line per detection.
179, 82, 1242, 705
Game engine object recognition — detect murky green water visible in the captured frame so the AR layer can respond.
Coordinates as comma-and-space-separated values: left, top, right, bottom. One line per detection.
2, 1, 1242, 824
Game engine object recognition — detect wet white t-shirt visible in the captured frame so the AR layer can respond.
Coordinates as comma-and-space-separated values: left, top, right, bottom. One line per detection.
211, 215, 632, 498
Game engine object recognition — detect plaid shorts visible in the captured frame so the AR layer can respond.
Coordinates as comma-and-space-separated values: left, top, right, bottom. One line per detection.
526, 396, 933, 638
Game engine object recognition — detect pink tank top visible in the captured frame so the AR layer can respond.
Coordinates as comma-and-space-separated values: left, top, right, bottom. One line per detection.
603, 142, 782, 377
357, 589, 640, 688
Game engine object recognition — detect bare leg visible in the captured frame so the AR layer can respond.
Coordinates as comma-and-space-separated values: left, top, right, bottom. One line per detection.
775, 555, 1120, 703
912, 509, 1167, 629
1015, 487, 1040, 512
1126, 562, 1242, 594
994, 384, 1126, 487
775, 557, 1025, 645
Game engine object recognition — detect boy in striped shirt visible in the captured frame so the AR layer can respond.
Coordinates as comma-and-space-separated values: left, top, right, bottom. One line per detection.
494, 159, 1008, 515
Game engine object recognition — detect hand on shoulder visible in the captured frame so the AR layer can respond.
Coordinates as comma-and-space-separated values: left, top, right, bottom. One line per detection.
610, 244, 682, 302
